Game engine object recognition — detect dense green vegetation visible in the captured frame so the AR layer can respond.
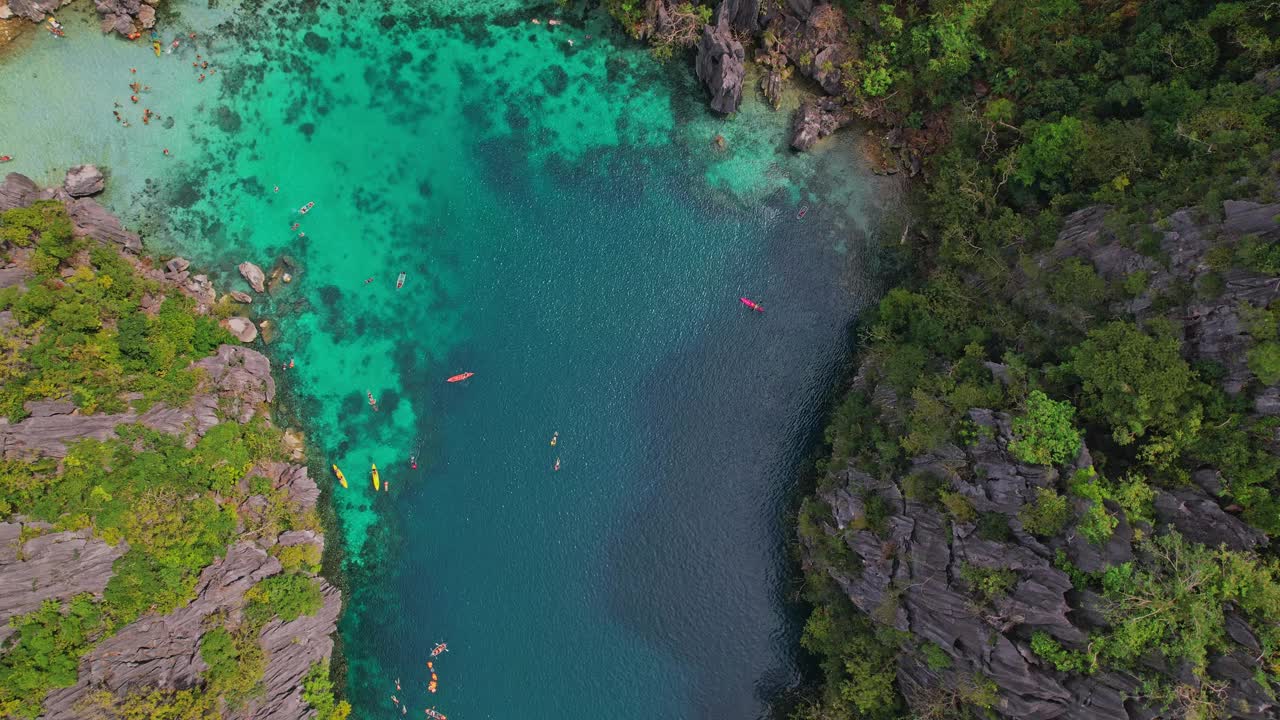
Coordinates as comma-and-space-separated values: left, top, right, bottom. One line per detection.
778, 0, 1280, 717
0, 202, 230, 420
0, 204, 330, 717
301, 660, 352, 720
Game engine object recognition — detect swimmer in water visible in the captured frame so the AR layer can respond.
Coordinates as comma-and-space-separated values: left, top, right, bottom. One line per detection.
274, 185, 280, 193
554, 457, 561, 471
410, 456, 418, 470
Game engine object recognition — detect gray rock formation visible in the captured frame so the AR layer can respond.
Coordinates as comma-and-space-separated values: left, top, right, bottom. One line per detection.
0, 522, 128, 645
223, 316, 259, 343
791, 97, 852, 150
41, 543, 282, 719
64, 165, 105, 198
238, 261, 267, 293
92, 0, 158, 37
5, 0, 68, 22
0, 343, 274, 458
230, 290, 253, 304
694, 11, 746, 114
0, 172, 38, 212
67, 197, 142, 252
714, 0, 759, 34
1047, 201, 1280, 394
193, 344, 276, 423
229, 581, 341, 720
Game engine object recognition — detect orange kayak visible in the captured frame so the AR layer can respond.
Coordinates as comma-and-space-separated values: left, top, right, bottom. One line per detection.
446, 372, 473, 383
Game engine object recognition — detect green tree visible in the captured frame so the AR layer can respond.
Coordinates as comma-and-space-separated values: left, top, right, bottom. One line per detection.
1069, 321, 1199, 445
1009, 391, 1081, 466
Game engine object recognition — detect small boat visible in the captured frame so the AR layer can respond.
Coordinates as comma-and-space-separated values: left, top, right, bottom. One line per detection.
550, 431, 558, 447
152, 41, 162, 56
299, 201, 315, 214
740, 297, 764, 312
396, 272, 406, 290
430, 642, 448, 657
332, 464, 348, 489
446, 372, 473, 383
425, 709, 447, 720
371, 463, 381, 491
796, 205, 809, 219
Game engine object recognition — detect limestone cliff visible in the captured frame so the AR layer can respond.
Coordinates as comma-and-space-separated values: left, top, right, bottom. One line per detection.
0, 170, 341, 720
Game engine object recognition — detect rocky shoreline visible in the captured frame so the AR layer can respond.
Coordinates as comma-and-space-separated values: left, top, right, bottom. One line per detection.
1, 0, 158, 40
0, 168, 342, 719
645, 0, 922, 171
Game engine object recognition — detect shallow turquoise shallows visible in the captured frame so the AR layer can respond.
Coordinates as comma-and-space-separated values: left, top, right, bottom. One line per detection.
0, 0, 896, 716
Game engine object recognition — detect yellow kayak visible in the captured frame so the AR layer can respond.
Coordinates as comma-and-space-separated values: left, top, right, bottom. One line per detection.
371, 463, 380, 491
152, 41, 162, 57
332, 464, 348, 489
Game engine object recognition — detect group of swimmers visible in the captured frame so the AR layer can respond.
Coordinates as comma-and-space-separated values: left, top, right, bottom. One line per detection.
528, 16, 588, 47
389, 643, 449, 716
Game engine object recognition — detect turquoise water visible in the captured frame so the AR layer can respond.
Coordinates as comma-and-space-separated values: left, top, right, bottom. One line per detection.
0, 1, 896, 717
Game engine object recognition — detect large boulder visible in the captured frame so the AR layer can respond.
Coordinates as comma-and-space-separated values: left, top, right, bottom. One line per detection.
0, 172, 39, 212
66, 197, 142, 252
64, 165, 105, 198
223, 316, 259, 343
238, 261, 267, 293
694, 11, 746, 114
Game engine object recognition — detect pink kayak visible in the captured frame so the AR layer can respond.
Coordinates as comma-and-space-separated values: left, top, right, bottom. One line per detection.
740, 297, 764, 312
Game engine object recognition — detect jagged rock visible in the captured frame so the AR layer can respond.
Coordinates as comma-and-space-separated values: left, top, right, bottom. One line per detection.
713, 0, 758, 33
165, 256, 190, 274
277, 530, 324, 555
66, 197, 142, 252
41, 544, 282, 719
64, 165, 105, 197
1153, 488, 1266, 551
0, 402, 198, 459
0, 522, 128, 645
238, 261, 267, 293
223, 316, 259, 343
136, 2, 154, 28
230, 290, 253, 304
694, 10, 745, 114
790, 97, 852, 151
183, 273, 217, 309
6, 0, 67, 22
193, 344, 276, 423
0, 4, 12, 19
228, 580, 341, 720
0, 172, 39, 212
281, 429, 306, 461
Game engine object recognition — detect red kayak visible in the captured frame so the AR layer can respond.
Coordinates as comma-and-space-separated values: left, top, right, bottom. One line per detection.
740, 297, 764, 312
0, 156, 11, 163
446, 372, 474, 383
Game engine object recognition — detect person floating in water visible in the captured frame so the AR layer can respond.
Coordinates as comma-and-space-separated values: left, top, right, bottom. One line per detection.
395, 678, 401, 691
274, 185, 280, 193
553, 457, 561, 471
367, 391, 379, 412
410, 455, 418, 470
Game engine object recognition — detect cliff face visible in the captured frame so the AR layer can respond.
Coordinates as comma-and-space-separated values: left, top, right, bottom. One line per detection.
0, 171, 341, 720
802, 199, 1280, 719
